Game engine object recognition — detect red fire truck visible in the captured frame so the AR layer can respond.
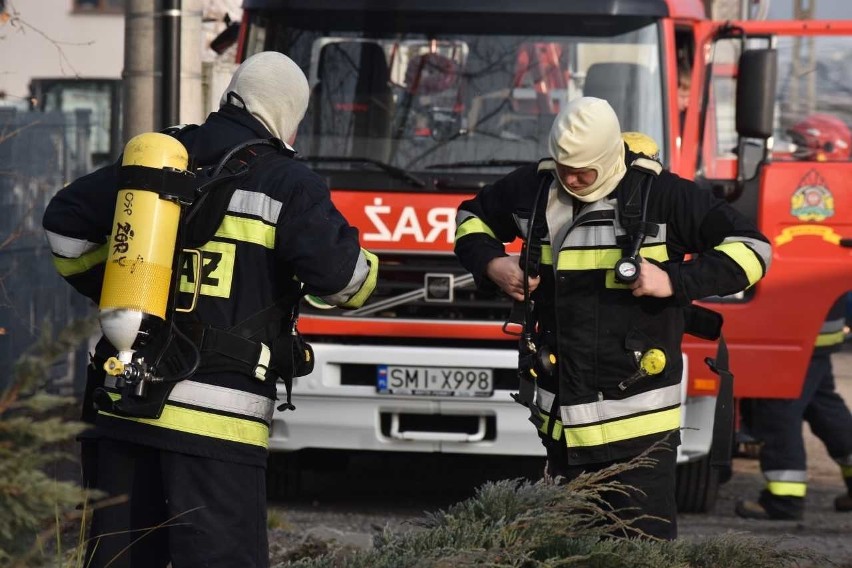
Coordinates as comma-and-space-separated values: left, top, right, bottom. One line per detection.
236, 0, 852, 511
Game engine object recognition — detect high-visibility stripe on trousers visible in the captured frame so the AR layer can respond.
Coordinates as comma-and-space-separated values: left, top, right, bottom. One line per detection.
102, 377, 274, 448
764, 469, 808, 498
560, 384, 681, 448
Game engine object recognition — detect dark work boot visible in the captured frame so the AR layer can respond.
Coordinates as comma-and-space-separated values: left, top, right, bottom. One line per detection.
735, 499, 770, 520
735, 491, 804, 521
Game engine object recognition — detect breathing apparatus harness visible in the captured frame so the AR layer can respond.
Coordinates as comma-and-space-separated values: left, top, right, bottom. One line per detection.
94, 133, 313, 419
508, 155, 664, 429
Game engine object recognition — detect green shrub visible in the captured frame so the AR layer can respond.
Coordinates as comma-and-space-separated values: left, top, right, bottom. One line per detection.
1, 320, 97, 567
278, 451, 822, 568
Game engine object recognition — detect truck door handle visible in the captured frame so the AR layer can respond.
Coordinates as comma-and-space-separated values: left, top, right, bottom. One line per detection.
389, 414, 487, 443
840, 238, 852, 248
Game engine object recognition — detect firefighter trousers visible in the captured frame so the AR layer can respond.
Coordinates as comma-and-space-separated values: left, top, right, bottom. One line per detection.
545, 442, 678, 540
83, 438, 269, 568
751, 353, 852, 517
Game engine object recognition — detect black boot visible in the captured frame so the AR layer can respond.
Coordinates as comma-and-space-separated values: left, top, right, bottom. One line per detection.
735, 490, 804, 521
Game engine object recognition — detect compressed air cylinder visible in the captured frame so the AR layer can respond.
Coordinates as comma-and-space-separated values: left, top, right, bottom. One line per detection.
99, 133, 189, 364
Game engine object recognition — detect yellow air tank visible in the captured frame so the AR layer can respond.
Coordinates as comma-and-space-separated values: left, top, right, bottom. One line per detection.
99, 133, 189, 368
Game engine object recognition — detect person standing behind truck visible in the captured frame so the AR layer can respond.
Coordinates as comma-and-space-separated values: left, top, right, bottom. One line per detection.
454, 97, 771, 540
736, 114, 852, 521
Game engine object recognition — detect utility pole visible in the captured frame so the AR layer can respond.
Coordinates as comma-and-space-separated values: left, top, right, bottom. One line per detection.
161, 0, 181, 128
181, 0, 204, 128
123, 0, 157, 140
123, 0, 203, 141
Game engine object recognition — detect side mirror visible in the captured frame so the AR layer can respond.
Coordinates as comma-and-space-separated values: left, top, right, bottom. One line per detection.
735, 48, 777, 139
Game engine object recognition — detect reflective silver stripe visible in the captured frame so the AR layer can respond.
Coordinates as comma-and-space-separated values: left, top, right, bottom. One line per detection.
104, 377, 274, 423
562, 222, 668, 249
725, 236, 772, 271
254, 342, 271, 381
560, 383, 681, 426
535, 385, 556, 412
764, 469, 808, 483
821, 317, 846, 334
564, 224, 616, 248
44, 230, 101, 258
320, 249, 370, 305
456, 210, 476, 226
228, 189, 283, 225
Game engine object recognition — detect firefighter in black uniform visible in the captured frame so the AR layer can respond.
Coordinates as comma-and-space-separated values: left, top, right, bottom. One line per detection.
454, 97, 771, 539
736, 297, 852, 520
736, 115, 852, 520
42, 52, 378, 567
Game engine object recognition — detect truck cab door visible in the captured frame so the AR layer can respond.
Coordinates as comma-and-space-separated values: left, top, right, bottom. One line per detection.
683, 20, 852, 398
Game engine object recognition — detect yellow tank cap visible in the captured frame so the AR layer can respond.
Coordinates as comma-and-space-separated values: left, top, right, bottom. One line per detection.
122, 132, 189, 170
639, 348, 666, 375
104, 357, 125, 376
622, 131, 660, 160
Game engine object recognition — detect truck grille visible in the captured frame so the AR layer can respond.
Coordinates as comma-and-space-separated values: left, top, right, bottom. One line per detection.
301, 253, 514, 322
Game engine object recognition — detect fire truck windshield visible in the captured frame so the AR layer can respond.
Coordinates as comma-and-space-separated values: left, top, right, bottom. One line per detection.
243, 20, 664, 179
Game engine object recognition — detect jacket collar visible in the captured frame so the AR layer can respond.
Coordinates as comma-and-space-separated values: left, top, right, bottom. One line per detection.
181, 104, 279, 166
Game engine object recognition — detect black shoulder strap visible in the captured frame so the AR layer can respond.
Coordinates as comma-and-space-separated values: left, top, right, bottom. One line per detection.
615, 155, 662, 254
161, 123, 200, 138
708, 333, 735, 470
182, 139, 290, 249
507, 160, 553, 429
502, 160, 553, 337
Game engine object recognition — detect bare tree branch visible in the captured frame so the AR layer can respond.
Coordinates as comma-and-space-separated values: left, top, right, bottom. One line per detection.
1, 0, 95, 78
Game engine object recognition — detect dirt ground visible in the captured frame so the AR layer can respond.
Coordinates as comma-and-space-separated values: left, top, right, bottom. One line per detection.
269, 350, 852, 565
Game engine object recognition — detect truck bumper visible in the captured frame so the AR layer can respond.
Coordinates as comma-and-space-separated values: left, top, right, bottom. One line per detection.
270, 343, 545, 456
270, 344, 713, 463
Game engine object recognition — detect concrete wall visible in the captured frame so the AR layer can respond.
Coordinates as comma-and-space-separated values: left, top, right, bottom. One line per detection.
0, 0, 124, 106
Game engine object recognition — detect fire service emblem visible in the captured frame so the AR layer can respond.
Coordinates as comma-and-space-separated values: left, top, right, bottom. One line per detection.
790, 169, 835, 222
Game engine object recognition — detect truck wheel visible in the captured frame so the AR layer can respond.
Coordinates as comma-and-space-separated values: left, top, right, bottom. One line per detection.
675, 456, 719, 513
266, 452, 302, 502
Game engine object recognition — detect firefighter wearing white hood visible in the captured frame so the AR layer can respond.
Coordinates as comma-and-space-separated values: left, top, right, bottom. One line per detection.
43, 51, 377, 567
455, 96, 771, 540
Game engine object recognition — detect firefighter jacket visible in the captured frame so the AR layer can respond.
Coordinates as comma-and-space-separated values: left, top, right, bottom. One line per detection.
43, 105, 378, 466
454, 151, 771, 465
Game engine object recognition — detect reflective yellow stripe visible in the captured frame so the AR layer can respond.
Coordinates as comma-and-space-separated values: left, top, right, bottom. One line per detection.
340, 248, 379, 309
815, 330, 845, 348
639, 243, 669, 263
555, 243, 668, 271
715, 241, 763, 286
52, 244, 108, 277
540, 245, 553, 265
841, 465, 852, 478
101, 393, 269, 448
454, 217, 497, 241
767, 481, 807, 498
557, 248, 620, 270
538, 413, 563, 441
564, 406, 681, 447
215, 215, 276, 249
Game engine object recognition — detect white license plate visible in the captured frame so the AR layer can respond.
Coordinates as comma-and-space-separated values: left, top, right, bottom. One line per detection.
377, 365, 493, 396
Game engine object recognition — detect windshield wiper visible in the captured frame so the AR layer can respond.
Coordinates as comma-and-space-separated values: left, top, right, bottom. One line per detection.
298, 156, 426, 188
426, 159, 532, 170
